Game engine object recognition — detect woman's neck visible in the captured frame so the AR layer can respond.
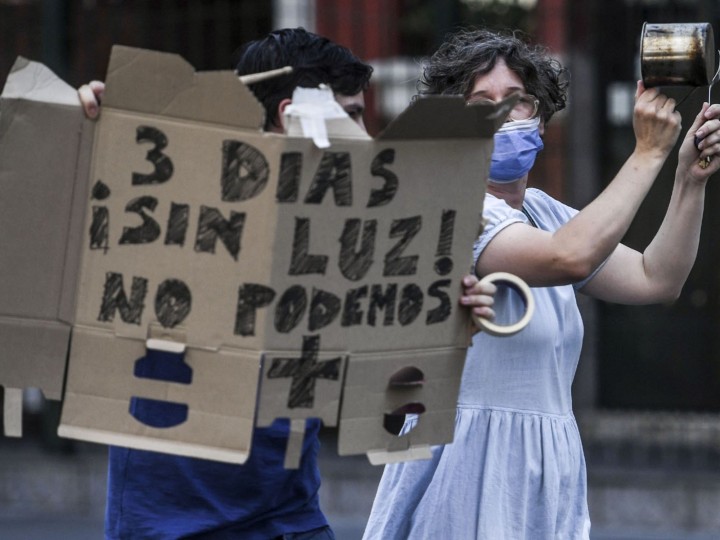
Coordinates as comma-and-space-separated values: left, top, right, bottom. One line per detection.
486, 177, 528, 209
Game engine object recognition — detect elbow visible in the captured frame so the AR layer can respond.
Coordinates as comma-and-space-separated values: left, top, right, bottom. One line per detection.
654, 283, 683, 304
637, 276, 685, 305
645, 266, 692, 304
569, 262, 597, 284
554, 253, 598, 284
550, 241, 605, 284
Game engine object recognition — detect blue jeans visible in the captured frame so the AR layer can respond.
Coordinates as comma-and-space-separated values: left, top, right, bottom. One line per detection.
278, 525, 336, 540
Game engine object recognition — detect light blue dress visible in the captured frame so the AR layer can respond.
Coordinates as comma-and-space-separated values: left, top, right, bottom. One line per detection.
363, 189, 598, 540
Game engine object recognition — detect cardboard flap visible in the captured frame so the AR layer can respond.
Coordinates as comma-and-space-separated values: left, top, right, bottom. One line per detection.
0, 55, 92, 438
103, 45, 265, 130
0, 57, 90, 322
377, 94, 517, 140
59, 328, 259, 464
1, 56, 80, 105
337, 347, 468, 464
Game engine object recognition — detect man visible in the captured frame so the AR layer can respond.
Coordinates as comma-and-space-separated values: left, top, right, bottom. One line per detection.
79, 27, 496, 540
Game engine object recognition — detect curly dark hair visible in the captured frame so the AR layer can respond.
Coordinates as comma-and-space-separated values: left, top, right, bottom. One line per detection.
418, 28, 569, 123
232, 28, 373, 131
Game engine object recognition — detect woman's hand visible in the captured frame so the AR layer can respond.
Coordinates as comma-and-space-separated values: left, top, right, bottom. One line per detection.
632, 81, 682, 159
677, 102, 720, 181
460, 274, 496, 328
77, 80, 105, 119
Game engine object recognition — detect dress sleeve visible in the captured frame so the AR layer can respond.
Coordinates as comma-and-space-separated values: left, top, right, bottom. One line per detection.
472, 194, 525, 268
472, 190, 608, 287
533, 190, 607, 290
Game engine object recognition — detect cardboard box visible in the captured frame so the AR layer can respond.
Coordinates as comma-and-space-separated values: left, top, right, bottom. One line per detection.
1, 46, 511, 466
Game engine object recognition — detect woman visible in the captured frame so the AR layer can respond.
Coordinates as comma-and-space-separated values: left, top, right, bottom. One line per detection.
365, 28, 720, 539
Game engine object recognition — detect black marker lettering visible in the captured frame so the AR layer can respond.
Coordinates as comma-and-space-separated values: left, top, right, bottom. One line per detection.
398, 283, 423, 326
194, 206, 245, 260
288, 218, 328, 275
367, 149, 398, 207
368, 284, 397, 326
98, 272, 148, 325
132, 126, 174, 185
119, 196, 161, 245
220, 140, 269, 201
304, 152, 352, 206
309, 288, 341, 331
164, 202, 189, 246
155, 279, 192, 328
275, 285, 308, 333
426, 279, 452, 324
434, 210, 456, 276
89, 206, 109, 252
235, 284, 276, 336
91, 180, 110, 200
266, 335, 341, 409
338, 219, 376, 281
277, 152, 302, 202
384, 216, 421, 276
341, 286, 368, 327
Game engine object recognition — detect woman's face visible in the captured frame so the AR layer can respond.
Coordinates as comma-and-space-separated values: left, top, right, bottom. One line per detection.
468, 58, 545, 135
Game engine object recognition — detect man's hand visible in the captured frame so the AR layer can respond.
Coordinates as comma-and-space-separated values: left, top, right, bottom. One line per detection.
78, 80, 105, 119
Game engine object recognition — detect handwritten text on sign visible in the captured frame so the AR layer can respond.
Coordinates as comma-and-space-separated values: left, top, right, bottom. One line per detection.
87, 124, 463, 338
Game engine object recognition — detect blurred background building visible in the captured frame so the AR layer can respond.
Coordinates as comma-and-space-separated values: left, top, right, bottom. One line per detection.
2, 0, 720, 538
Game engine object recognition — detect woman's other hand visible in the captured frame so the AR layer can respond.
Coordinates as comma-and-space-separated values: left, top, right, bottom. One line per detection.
678, 102, 720, 181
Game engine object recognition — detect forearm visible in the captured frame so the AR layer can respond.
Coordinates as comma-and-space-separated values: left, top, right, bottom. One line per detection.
551, 150, 668, 278
549, 82, 682, 280
641, 172, 706, 298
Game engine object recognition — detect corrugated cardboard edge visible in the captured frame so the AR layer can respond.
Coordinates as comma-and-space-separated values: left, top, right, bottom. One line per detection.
57, 425, 249, 463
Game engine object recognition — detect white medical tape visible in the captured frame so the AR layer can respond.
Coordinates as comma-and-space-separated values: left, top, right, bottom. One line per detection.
472, 271, 535, 337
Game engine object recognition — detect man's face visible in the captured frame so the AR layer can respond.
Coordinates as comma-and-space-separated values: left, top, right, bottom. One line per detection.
272, 90, 367, 134
334, 91, 366, 132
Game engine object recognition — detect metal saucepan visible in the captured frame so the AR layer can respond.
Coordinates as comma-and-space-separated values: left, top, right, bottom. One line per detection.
640, 22, 716, 87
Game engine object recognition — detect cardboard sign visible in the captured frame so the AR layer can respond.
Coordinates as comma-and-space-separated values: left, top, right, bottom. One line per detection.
0, 46, 512, 467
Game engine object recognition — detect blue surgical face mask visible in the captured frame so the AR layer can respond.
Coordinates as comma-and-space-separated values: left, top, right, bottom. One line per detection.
488, 117, 544, 183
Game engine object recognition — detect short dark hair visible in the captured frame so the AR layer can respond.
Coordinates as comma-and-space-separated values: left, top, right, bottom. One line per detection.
232, 27, 373, 130
418, 28, 569, 123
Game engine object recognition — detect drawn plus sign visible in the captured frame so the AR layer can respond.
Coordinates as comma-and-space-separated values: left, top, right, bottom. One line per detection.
267, 335, 342, 408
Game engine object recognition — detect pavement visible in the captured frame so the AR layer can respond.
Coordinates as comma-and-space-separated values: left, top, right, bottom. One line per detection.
2, 424, 720, 539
